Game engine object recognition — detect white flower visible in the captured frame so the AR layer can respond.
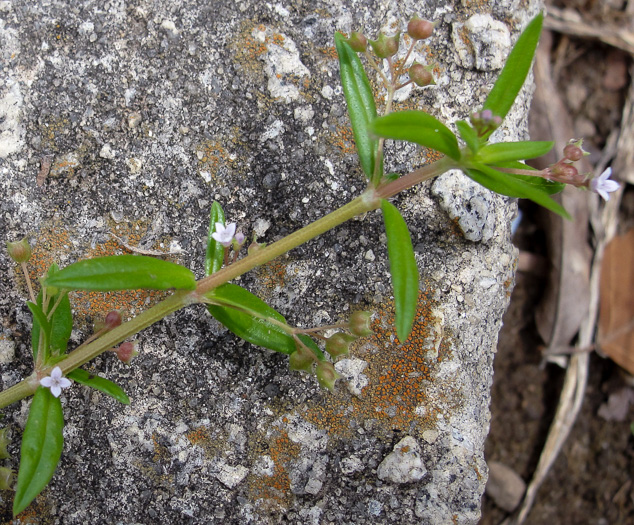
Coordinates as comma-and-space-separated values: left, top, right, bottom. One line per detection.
590, 167, 620, 201
40, 366, 72, 398
211, 222, 237, 247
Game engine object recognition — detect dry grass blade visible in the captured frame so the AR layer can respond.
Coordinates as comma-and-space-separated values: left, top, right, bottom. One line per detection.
503, 30, 627, 525
544, 5, 634, 55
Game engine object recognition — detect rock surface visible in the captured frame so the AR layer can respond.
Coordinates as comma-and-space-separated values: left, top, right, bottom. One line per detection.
0, 0, 538, 523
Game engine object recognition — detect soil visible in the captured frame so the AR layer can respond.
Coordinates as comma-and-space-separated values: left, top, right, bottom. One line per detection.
481, 4, 634, 523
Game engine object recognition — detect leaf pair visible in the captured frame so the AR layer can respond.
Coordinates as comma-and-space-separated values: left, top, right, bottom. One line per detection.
367, 14, 570, 218
335, 33, 382, 182
204, 202, 322, 358
29, 265, 72, 362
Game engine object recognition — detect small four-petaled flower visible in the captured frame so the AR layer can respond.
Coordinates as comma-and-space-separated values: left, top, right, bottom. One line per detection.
211, 222, 237, 247
590, 167, 620, 201
40, 366, 72, 398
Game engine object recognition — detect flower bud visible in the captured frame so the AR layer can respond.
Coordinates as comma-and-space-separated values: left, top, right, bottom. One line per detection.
347, 32, 367, 52
0, 428, 10, 460
315, 362, 341, 391
0, 467, 14, 490
408, 63, 433, 87
563, 144, 583, 162
325, 332, 356, 358
407, 17, 434, 40
114, 341, 138, 364
289, 346, 315, 373
104, 310, 122, 330
6, 238, 31, 263
370, 32, 400, 59
349, 311, 373, 337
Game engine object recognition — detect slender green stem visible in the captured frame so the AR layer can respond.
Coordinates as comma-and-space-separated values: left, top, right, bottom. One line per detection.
377, 156, 456, 199
195, 193, 380, 296
0, 158, 452, 410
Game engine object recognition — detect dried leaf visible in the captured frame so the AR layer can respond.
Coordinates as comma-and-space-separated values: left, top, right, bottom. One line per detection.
599, 228, 634, 374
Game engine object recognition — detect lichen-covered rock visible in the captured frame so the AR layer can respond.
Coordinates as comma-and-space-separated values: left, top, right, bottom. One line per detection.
0, 0, 539, 523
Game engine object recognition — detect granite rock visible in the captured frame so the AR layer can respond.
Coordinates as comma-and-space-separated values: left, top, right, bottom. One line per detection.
0, 0, 538, 523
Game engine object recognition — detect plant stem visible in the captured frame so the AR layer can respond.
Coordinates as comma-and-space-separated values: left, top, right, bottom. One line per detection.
0, 158, 453, 409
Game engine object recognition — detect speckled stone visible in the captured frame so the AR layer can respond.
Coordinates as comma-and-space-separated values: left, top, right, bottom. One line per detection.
0, 0, 537, 523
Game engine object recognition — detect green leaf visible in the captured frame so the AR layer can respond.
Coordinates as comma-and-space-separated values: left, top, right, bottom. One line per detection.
490, 160, 565, 195
32, 266, 73, 358
482, 13, 543, 136
48, 292, 72, 357
27, 302, 50, 361
477, 141, 553, 164
206, 283, 297, 355
380, 200, 419, 342
67, 369, 130, 405
335, 32, 380, 179
13, 387, 64, 516
456, 120, 480, 154
371, 110, 461, 160
205, 201, 226, 277
44, 255, 197, 291
465, 163, 570, 218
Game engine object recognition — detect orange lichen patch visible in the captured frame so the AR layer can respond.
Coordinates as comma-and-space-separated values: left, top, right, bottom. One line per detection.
255, 259, 288, 298
14, 495, 53, 524
39, 115, 71, 151
185, 426, 226, 459
196, 140, 231, 183
186, 426, 211, 446
303, 289, 447, 439
327, 125, 357, 156
24, 224, 75, 290
318, 46, 338, 60
151, 432, 170, 463
420, 147, 445, 165
271, 33, 285, 46
247, 429, 299, 510
70, 226, 171, 320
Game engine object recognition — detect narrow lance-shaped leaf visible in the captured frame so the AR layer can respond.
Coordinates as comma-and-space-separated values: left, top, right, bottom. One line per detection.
477, 141, 553, 164
205, 201, 226, 276
13, 387, 64, 516
371, 110, 461, 160
380, 200, 419, 342
335, 32, 380, 179
455, 120, 480, 154
44, 255, 197, 291
27, 302, 50, 361
32, 265, 73, 358
206, 283, 298, 355
482, 13, 543, 138
67, 369, 130, 405
491, 160, 565, 194
465, 163, 570, 219
31, 291, 72, 359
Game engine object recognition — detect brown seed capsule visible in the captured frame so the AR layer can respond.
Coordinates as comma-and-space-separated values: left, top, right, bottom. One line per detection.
370, 32, 400, 59
563, 144, 583, 162
289, 347, 315, 373
6, 238, 31, 263
114, 341, 138, 364
104, 311, 122, 330
408, 63, 433, 87
326, 332, 357, 358
347, 32, 368, 52
349, 311, 373, 337
407, 17, 434, 40
316, 362, 341, 391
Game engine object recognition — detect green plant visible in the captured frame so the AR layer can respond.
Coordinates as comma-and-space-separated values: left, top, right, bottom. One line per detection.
0, 13, 619, 516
